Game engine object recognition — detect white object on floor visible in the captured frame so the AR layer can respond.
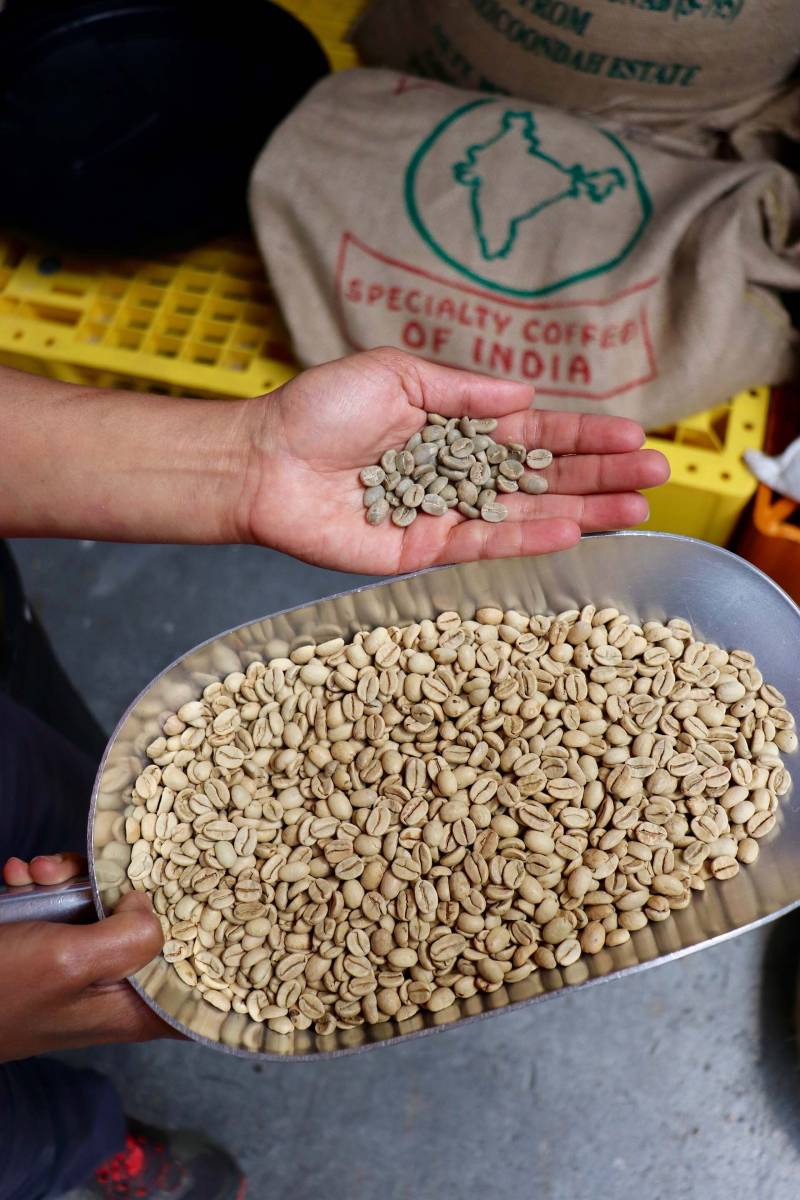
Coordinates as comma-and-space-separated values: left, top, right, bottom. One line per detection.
744, 437, 800, 505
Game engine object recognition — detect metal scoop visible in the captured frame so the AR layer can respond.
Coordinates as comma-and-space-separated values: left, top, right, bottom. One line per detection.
1, 533, 798, 1058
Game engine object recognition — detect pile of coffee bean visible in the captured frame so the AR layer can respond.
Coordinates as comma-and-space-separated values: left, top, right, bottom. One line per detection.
126, 606, 795, 1043
360, 414, 552, 527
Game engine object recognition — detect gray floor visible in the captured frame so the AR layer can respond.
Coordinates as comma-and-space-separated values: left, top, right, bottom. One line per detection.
11, 538, 800, 1200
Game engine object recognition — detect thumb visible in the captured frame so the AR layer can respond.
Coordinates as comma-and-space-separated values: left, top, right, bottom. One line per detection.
73, 890, 164, 986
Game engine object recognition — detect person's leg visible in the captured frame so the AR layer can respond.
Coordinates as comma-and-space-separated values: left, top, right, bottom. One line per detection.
0, 1060, 125, 1200
0, 542, 106, 759
0, 544, 245, 1200
0, 544, 125, 1200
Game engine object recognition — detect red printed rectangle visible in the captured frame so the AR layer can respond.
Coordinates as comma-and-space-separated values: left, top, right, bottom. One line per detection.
335, 232, 658, 401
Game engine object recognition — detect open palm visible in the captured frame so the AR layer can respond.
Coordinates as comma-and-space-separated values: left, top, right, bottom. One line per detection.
246, 349, 668, 574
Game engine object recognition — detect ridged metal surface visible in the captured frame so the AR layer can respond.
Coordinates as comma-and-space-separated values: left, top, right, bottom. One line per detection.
89, 533, 800, 1059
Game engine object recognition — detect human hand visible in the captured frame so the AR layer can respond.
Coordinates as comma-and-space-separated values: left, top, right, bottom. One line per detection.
1, 853, 173, 1061
244, 348, 669, 573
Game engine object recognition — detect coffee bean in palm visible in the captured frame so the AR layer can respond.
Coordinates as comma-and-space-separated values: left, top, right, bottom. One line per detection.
360, 465, 385, 487
422, 425, 446, 442
415, 467, 438, 489
421, 494, 448, 516
481, 501, 508, 523
520, 473, 549, 495
413, 443, 438, 466
499, 459, 524, 480
363, 484, 385, 506
361, 414, 552, 527
457, 479, 479, 506
391, 504, 417, 527
458, 501, 480, 519
527, 448, 553, 469
366, 499, 390, 525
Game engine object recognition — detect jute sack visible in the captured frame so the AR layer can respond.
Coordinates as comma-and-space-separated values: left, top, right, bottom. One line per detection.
249, 69, 800, 428
354, 0, 800, 139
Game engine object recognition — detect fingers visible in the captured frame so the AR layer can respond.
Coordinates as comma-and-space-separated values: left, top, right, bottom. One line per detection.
400, 513, 582, 570
493, 408, 646, 456
3, 857, 33, 886
2, 853, 86, 886
70, 891, 164, 987
542, 449, 669, 495
504, 491, 649, 531
369, 350, 535, 418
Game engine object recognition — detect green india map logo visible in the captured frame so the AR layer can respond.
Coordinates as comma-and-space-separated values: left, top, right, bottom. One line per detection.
404, 99, 652, 298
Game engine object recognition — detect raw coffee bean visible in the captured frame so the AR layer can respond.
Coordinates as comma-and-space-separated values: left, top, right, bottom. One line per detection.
366, 499, 390, 526
457, 480, 479, 506
499, 459, 524, 481
526, 449, 553, 469
363, 485, 385, 507
496, 478, 519, 494
480, 502, 508, 523
458, 501, 480, 519
520, 473, 549, 495
391, 505, 417, 527
421, 494, 448, 517
404, 484, 425, 508
360, 465, 385, 487
132, 602, 793, 1046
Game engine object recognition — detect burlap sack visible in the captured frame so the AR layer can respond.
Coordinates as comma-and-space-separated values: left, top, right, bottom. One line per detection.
354, 0, 800, 138
249, 69, 800, 428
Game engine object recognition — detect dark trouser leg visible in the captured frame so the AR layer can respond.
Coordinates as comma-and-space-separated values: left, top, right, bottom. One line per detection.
0, 1060, 125, 1200
0, 544, 125, 1200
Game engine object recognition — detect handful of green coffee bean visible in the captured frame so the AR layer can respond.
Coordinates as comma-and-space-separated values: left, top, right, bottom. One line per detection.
360, 414, 552, 528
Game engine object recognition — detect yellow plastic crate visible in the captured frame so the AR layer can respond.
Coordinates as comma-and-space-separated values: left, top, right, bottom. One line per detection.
0, 236, 298, 397
275, 0, 365, 70
641, 388, 769, 545
0, 0, 768, 544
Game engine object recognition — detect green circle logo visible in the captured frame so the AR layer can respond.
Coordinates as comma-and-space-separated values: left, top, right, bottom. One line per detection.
404, 99, 652, 299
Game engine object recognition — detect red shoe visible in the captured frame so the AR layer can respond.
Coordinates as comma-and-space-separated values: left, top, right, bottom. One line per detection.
70, 1118, 246, 1199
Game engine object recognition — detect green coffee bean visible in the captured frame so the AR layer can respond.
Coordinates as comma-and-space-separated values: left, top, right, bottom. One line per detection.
392, 505, 417, 527
360, 416, 554, 528
520, 473, 549, 495
366, 499, 390, 525
421, 494, 448, 516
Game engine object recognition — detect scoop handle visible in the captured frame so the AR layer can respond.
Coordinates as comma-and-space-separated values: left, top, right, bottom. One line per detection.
0, 876, 95, 924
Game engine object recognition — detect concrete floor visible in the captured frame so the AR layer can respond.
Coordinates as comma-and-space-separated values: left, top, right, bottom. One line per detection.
11, 538, 800, 1200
